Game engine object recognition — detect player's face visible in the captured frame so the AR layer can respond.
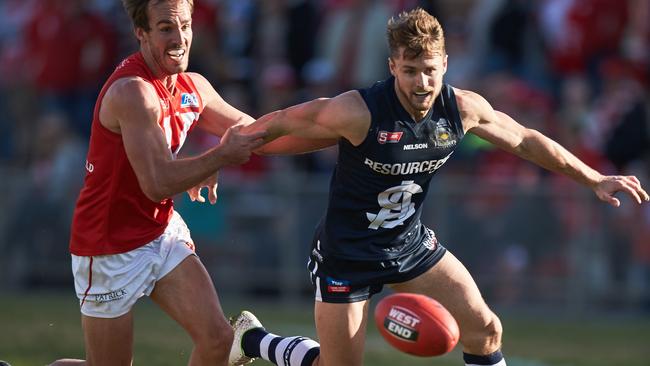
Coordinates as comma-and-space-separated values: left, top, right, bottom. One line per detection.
389, 49, 447, 121
137, 0, 193, 77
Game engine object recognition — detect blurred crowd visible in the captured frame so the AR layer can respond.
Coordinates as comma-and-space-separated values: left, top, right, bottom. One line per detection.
0, 0, 648, 307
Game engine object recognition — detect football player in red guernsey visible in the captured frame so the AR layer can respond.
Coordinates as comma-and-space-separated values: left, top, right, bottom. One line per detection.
48, 1, 269, 365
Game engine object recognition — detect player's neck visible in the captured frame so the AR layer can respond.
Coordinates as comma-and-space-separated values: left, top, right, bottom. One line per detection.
407, 108, 429, 123
161, 74, 177, 93
394, 84, 430, 122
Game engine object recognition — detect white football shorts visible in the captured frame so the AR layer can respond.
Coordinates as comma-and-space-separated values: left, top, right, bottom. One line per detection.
71, 211, 196, 318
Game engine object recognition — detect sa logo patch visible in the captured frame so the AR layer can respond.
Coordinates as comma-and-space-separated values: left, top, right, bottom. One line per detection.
378, 131, 403, 144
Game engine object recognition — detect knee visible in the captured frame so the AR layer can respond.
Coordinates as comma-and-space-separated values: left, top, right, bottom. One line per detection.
484, 314, 503, 349
195, 319, 234, 358
460, 312, 503, 355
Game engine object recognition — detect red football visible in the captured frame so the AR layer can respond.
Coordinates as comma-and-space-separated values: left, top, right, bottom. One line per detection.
374, 293, 459, 357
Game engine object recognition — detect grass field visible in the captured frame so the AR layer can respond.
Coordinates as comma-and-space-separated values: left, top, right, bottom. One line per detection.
1, 292, 649, 366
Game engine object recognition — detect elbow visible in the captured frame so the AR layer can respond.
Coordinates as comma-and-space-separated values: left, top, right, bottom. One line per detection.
148, 191, 168, 203
140, 178, 171, 203
142, 185, 166, 203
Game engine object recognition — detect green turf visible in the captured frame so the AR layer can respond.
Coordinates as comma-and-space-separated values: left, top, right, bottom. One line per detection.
0, 293, 649, 365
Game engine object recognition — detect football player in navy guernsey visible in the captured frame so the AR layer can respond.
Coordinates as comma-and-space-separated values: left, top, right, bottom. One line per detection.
228, 7, 649, 366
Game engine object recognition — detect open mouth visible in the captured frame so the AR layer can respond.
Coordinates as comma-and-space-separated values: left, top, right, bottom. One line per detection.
413, 91, 432, 99
166, 49, 186, 62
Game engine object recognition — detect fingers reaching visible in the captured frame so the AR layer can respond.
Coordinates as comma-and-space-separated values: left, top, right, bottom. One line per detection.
195, 187, 206, 203
208, 183, 218, 204
621, 176, 645, 204
622, 181, 642, 204
187, 186, 205, 203
188, 173, 219, 205
598, 175, 649, 206
627, 175, 650, 202
187, 187, 198, 202
209, 171, 219, 205
606, 195, 621, 208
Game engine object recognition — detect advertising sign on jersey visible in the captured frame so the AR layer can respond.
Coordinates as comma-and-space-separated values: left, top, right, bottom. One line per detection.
180, 93, 199, 108
378, 131, 403, 144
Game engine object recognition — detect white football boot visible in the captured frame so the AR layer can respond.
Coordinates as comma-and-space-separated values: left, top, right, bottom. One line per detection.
229, 310, 264, 365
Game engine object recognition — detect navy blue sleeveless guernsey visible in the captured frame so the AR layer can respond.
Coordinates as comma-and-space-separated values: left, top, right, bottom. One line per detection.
316, 76, 464, 261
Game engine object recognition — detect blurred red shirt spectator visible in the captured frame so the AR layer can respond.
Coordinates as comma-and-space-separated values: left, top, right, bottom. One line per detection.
23, 0, 117, 92
540, 0, 627, 75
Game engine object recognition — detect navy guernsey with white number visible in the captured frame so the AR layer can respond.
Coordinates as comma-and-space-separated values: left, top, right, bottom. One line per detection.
316, 76, 464, 261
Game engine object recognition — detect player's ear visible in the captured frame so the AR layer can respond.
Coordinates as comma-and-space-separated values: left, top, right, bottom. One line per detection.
442, 54, 448, 75
388, 57, 396, 77
134, 27, 146, 43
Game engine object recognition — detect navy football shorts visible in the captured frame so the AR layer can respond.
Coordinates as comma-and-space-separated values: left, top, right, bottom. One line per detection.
307, 231, 447, 303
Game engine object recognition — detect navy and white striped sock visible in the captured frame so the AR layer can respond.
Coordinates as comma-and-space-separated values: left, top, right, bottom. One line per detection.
243, 328, 320, 366
464, 350, 507, 366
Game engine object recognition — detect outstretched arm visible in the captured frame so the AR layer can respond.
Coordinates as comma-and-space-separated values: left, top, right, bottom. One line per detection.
243, 90, 371, 155
456, 88, 649, 207
188, 73, 341, 155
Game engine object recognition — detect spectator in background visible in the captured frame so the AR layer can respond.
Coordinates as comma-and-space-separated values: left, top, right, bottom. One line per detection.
286, 0, 320, 89
316, 0, 392, 91
3, 111, 86, 286
0, 0, 38, 163
538, 0, 627, 89
486, 0, 547, 88
215, 0, 256, 89
603, 60, 649, 172
22, 0, 118, 137
186, 0, 221, 82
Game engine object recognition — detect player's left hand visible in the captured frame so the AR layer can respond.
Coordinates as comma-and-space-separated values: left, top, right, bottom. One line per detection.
187, 172, 219, 204
593, 175, 649, 207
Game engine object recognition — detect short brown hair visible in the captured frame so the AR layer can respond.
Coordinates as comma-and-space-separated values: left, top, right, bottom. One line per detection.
387, 8, 445, 59
122, 0, 194, 31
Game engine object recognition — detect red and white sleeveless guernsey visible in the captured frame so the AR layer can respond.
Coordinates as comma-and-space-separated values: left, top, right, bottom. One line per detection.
70, 52, 204, 256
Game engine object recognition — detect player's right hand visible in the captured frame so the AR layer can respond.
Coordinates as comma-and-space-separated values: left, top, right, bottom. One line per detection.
187, 172, 219, 204
218, 125, 269, 166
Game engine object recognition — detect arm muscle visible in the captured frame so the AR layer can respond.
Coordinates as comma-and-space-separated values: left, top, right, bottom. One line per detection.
103, 78, 258, 201
245, 91, 370, 154
458, 88, 602, 187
